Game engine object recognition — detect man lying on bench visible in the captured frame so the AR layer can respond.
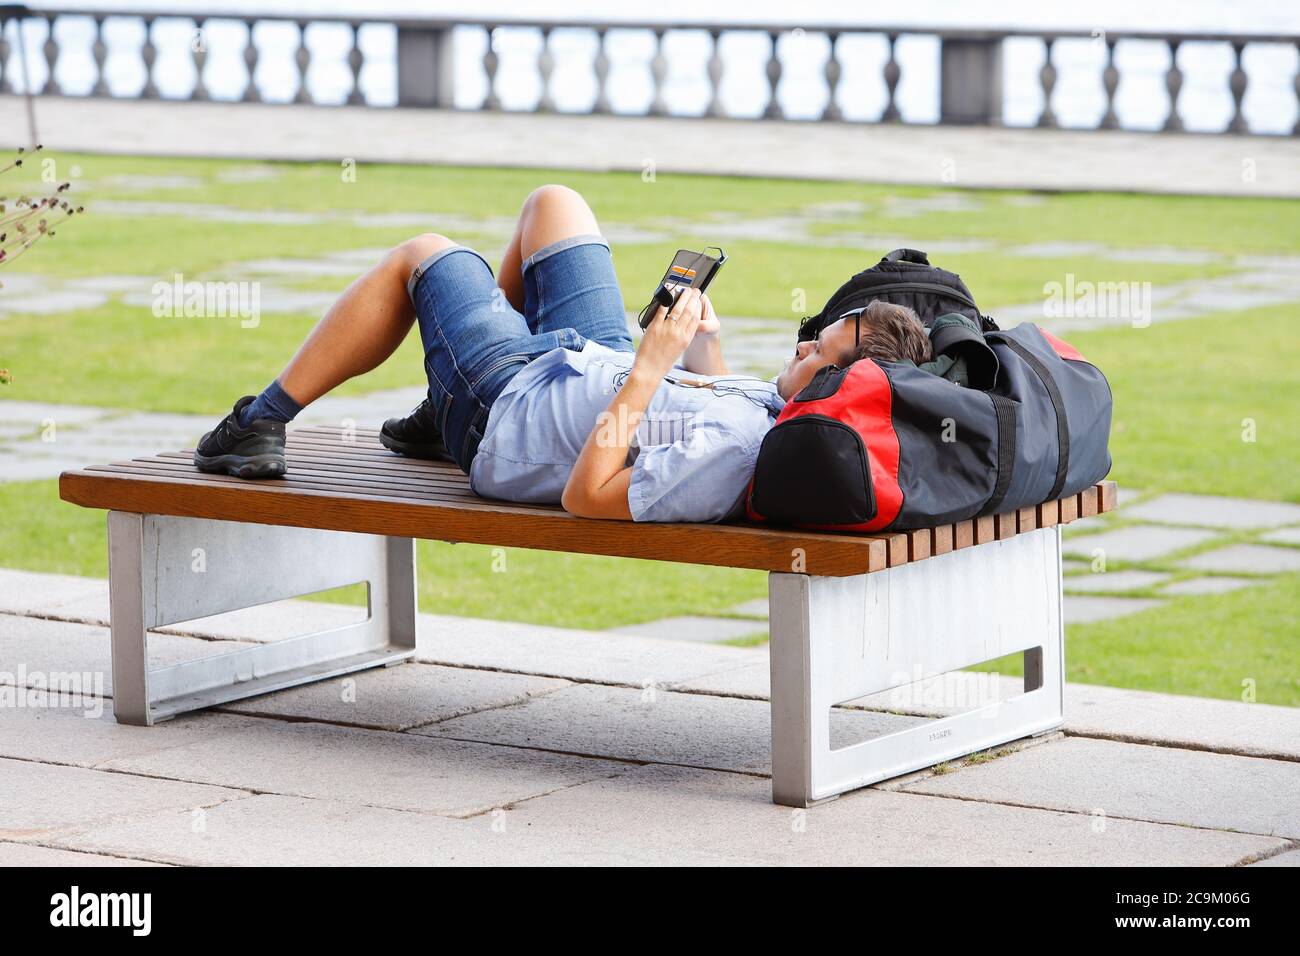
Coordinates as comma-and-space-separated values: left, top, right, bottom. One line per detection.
194, 185, 931, 523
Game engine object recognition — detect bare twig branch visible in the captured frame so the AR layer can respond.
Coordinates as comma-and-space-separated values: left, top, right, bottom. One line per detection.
0, 145, 82, 382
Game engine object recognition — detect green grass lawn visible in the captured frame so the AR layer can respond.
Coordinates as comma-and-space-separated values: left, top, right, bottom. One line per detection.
974, 575, 1300, 707
1069, 303, 1300, 502
12, 152, 1298, 254
3, 153, 1299, 705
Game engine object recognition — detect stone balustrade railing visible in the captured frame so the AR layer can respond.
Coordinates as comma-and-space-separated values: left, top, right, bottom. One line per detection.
1, 7, 1297, 135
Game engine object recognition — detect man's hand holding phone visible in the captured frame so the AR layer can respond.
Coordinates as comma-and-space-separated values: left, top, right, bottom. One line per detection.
696, 293, 720, 337
682, 293, 728, 376
632, 287, 705, 382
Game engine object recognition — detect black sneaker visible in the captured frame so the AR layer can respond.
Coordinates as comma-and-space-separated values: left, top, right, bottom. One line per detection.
193, 396, 287, 479
380, 398, 452, 461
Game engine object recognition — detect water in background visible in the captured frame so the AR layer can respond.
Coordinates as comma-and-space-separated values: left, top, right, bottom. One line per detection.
3, 0, 1297, 132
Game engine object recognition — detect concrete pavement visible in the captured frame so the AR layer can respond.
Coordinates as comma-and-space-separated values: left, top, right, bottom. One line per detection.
1, 567, 1297, 866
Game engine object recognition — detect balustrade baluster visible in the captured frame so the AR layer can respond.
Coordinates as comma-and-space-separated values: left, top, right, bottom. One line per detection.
537, 26, 556, 112
1100, 37, 1119, 129
1293, 42, 1300, 136
140, 16, 158, 98
483, 26, 501, 110
294, 20, 311, 104
763, 30, 783, 119
347, 22, 364, 105
192, 18, 208, 100
1227, 40, 1248, 133
0, 19, 9, 95
242, 20, 260, 102
706, 29, 725, 117
650, 28, 669, 115
592, 27, 611, 113
91, 15, 109, 96
42, 14, 60, 94
1038, 37, 1057, 127
882, 32, 901, 122
821, 30, 842, 121
1162, 39, 1183, 131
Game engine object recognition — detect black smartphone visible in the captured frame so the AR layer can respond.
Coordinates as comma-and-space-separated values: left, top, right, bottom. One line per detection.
638, 247, 726, 330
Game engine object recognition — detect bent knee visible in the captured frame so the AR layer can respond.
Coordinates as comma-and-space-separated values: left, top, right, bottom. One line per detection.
394, 232, 455, 273
522, 183, 586, 214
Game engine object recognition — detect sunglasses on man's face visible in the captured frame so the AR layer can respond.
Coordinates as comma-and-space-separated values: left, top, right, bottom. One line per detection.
838, 306, 867, 347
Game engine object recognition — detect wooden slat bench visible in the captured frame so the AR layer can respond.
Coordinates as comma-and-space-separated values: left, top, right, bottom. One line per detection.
59, 425, 1117, 807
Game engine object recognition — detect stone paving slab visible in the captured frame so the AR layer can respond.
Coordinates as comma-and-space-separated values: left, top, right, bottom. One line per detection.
31, 587, 365, 643
1262, 527, 1300, 546
1124, 494, 1300, 529
900, 736, 1300, 839
611, 615, 767, 644
495, 763, 1285, 867
413, 613, 766, 687
677, 663, 1027, 718
726, 599, 771, 619
0, 401, 106, 426
0, 842, 167, 866
220, 662, 570, 732
1252, 849, 1300, 867
672, 662, 772, 699
1063, 570, 1170, 593
0, 568, 107, 618
0, 757, 246, 840
53, 792, 733, 867
97, 712, 628, 819
1063, 683, 1300, 762
1061, 526, 1220, 562
57, 795, 479, 866
1181, 544, 1300, 575
1060, 515, 1108, 535
0, 453, 98, 482
14, 97, 1300, 197
1062, 595, 1163, 623
0, 697, 257, 769
1160, 576, 1256, 596
0, 614, 254, 697
414, 682, 926, 775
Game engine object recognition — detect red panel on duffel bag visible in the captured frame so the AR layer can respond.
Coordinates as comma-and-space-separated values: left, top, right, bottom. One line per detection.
1041, 329, 1086, 362
747, 361, 903, 532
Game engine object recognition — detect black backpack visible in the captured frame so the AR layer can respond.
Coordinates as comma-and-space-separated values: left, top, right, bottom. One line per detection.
797, 248, 993, 342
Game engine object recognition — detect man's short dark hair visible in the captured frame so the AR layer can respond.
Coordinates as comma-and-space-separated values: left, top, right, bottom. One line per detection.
843, 301, 932, 367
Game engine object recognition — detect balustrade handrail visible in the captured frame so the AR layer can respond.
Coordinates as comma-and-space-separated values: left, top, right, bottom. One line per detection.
9, 7, 1300, 45
3, 5, 1298, 136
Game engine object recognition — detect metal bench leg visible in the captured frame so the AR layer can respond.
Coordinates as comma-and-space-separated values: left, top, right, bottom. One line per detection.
107, 511, 417, 726
769, 526, 1065, 807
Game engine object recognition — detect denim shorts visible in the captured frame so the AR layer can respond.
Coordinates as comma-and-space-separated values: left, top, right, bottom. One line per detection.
408, 235, 633, 472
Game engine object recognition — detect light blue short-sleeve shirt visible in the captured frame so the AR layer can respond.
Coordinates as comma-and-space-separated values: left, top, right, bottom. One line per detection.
469, 341, 784, 523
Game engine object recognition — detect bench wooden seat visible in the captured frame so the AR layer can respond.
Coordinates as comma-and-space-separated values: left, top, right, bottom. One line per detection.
60, 425, 1117, 806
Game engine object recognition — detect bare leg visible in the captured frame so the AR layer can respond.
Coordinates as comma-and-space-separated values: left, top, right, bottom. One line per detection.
498, 185, 601, 318
275, 233, 455, 406
274, 186, 597, 408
